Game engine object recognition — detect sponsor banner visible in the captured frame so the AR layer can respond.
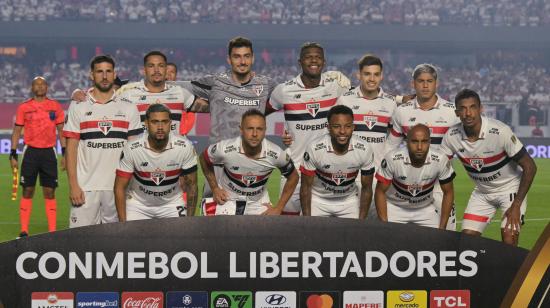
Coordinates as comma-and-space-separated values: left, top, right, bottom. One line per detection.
76, 292, 119, 308
211, 291, 253, 308
31, 292, 74, 308
429, 290, 470, 308
342, 291, 384, 308
387, 290, 427, 308
300, 291, 340, 308
166, 291, 208, 308
121, 292, 163, 308
255, 291, 296, 308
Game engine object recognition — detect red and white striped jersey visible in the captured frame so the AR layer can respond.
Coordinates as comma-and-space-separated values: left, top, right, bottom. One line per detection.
63, 92, 143, 190
441, 117, 525, 195
116, 134, 197, 205
268, 73, 349, 167
376, 148, 455, 209
117, 80, 195, 134
386, 95, 460, 153
336, 87, 397, 166
300, 134, 375, 200
203, 136, 295, 202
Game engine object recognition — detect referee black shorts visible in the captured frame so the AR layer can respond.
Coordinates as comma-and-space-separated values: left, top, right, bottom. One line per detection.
20, 146, 58, 188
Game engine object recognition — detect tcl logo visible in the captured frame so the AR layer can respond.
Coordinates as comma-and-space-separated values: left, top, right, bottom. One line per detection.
122, 292, 163, 308
430, 290, 470, 308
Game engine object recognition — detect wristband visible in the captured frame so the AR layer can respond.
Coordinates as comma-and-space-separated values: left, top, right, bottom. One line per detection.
9, 149, 17, 161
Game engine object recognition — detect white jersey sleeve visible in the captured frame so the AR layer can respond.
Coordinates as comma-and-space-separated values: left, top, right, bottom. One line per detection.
360, 149, 376, 176
176, 86, 196, 111
204, 140, 225, 165
440, 132, 456, 158
376, 154, 394, 184
438, 156, 456, 183
127, 103, 144, 137
273, 147, 295, 177
268, 83, 285, 111
181, 144, 198, 175
116, 143, 136, 177
300, 145, 317, 174
502, 126, 524, 158
63, 101, 81, 138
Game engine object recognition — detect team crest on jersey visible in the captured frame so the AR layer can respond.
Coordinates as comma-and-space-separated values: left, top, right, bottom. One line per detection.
151, 171, 166, 185
470, 158, 484, 171
98, 121, 113, 135
253, 84, 264, 96
407, 183, 422, 196
332, 171, 346, 186
242, 174, 257, 187
363, 114, 378, 130
306, 103, 320, 117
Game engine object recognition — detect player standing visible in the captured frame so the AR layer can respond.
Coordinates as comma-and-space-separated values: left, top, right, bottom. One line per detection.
441, 89, 537, 245
300, 105, 375, 218
199, 109, 298, 215
114, 104, 198, 221
165, 62, 196, 136
375, 124, 455, 228
63, 55, 143, 227
10, 76, 65, 237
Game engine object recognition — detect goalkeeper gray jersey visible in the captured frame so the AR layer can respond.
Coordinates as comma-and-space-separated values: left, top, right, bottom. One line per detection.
176, 71, 276, 144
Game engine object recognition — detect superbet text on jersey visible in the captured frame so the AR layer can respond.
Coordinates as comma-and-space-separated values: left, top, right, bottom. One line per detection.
337, 87, 397, 166
268, 72, 349, 167
118, 80, 195, 133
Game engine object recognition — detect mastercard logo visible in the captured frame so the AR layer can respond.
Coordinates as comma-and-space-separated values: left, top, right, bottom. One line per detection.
306, 294, 334, 308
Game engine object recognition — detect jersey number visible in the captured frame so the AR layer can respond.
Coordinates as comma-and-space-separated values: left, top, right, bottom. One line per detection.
177, 206, 186, 217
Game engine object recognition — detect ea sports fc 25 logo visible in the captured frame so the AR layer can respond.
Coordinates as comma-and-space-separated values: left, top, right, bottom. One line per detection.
211, 291, 252, 308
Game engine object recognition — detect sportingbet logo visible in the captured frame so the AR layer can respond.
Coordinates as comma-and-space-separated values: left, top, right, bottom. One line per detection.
387, 290, 427, 308
121, 292, 163, 308
430, 290, 470, 308
76, 292, 118, 307
32, 292, 74, 308
211, 291, 252, 308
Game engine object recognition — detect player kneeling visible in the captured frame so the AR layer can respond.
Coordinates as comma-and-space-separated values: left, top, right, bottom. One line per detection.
375, 124, 455, 229
114, 104, 198, 221
199, 109, 298, 215
300, 105, 375, 219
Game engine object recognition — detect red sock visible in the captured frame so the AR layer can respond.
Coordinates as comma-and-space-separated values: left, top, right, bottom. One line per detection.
19, 198, 32, 233
45, 199, 57, 232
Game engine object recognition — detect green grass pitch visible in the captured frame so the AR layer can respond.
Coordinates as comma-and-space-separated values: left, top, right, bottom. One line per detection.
0, 156, 548, 249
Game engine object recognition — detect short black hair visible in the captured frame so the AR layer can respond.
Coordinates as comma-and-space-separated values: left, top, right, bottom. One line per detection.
300, 42, 324, 59
241, 108, 265, 123
145, 103, 171, 120
144, 51, 167, 65
90, 55, 115, 71
327, 105, 353, 122
455, 88, 481, 108
357, 54, 383, 71
167, 62, 178, 73
228, 37, 253, 55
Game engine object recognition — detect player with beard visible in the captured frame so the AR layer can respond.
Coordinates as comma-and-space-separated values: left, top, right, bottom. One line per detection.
115, 104, 198, 221
63, 55, 143, 227
300, 105, 375, 218
200, 109, 298, 215
376, 124, 455, 228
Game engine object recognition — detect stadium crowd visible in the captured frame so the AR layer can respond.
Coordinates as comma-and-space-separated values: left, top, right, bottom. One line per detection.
1, 0, 550, 26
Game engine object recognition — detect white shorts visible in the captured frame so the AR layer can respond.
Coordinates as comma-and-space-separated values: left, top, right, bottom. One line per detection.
311, 194, 359, 218
202, 193, 271, 216
69, 190, 118, 228
126, 198, 186, 221
462, 190, 527, 233
280, 173, 301, 215
387, 201, 440, 228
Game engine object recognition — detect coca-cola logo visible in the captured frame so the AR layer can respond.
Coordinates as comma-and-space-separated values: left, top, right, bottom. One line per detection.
122, 292, 163, 308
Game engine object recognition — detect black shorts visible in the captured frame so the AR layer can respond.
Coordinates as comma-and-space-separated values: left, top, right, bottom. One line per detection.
20, 146, 58, 188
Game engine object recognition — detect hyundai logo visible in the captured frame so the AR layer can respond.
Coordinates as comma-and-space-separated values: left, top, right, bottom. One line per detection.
265, 294, 287, 305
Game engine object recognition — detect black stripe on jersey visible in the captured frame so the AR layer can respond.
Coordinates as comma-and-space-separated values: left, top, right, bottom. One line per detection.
431, 137, 443, 145
392, 182, 435, 198
181, 165, 198, 176
191, 81, 212, 90
279, 161, 296, 178
315, 172, 357, 187
133, 174, 180, 187
511, 147, 527, 162
354, 125, 388, 133
223, 168, 270, 188
462, 156, 511, 174
284, 111, 330, 121
361, 168, 375, 176
128, 128, 144, 136
439, 172, 456, 184
140, 114, 182, 122
80, 131, 128, 140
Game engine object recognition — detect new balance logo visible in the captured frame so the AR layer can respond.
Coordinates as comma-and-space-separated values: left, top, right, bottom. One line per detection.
141, 162, 149, 167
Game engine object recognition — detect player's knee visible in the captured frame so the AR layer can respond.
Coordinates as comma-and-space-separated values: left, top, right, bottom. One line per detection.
42, 187, 55, 199
22, 187, 35, 198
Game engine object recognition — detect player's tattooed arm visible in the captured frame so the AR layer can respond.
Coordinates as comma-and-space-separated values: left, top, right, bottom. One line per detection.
359, 174, 374, 219
181, 171, 198, 216
199, 153, 229, 204
299, 173, 314, 216
188, 98, 210, 113
114, 175, 131, 222
439, 181, 455, 229
374, 181, 390, 222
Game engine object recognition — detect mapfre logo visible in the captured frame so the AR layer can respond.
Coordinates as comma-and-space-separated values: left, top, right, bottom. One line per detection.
430, 290, 470, 308
121, 292, 163, 308
342, 291, 383, 308
387, 290, 427, 308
